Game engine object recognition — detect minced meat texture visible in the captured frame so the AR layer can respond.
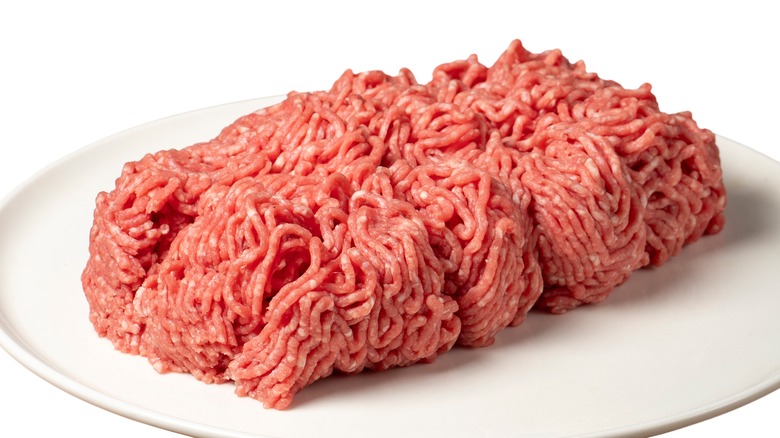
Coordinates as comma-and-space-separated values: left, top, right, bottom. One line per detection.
81, 39, 726, 409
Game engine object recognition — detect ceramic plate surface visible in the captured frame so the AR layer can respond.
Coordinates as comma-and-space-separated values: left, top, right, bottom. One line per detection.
1, 97, 778, 438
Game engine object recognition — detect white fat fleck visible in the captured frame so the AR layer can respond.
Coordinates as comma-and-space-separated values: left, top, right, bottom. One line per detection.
588, 254, 600, 266
584, 158, 600, 178
419, 191, 429, 200
293, 204, 313, 216
512, 193, 521, 204
307, 279, 318, 289
412, 216, 426, 231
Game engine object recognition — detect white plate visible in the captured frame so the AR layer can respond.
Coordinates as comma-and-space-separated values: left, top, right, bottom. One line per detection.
0, 97, 778, 438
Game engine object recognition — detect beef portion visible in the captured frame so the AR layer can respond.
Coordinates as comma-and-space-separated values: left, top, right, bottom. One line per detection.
230, 181, 461, 409
82, 40, 726, 408
82, 144, 271, 353
517, 126, 647, 313
384, 157, 543, 346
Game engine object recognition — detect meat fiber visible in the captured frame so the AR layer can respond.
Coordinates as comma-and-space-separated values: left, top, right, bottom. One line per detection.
82, 39, 726, 408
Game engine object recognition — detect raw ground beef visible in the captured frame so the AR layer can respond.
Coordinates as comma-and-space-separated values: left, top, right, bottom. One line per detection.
82, 40, 726, 409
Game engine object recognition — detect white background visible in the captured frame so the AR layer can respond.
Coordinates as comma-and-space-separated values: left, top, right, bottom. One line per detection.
0, 1, 777, 436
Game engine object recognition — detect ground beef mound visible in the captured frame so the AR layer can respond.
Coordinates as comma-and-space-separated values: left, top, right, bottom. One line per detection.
82, 40, 726, 409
